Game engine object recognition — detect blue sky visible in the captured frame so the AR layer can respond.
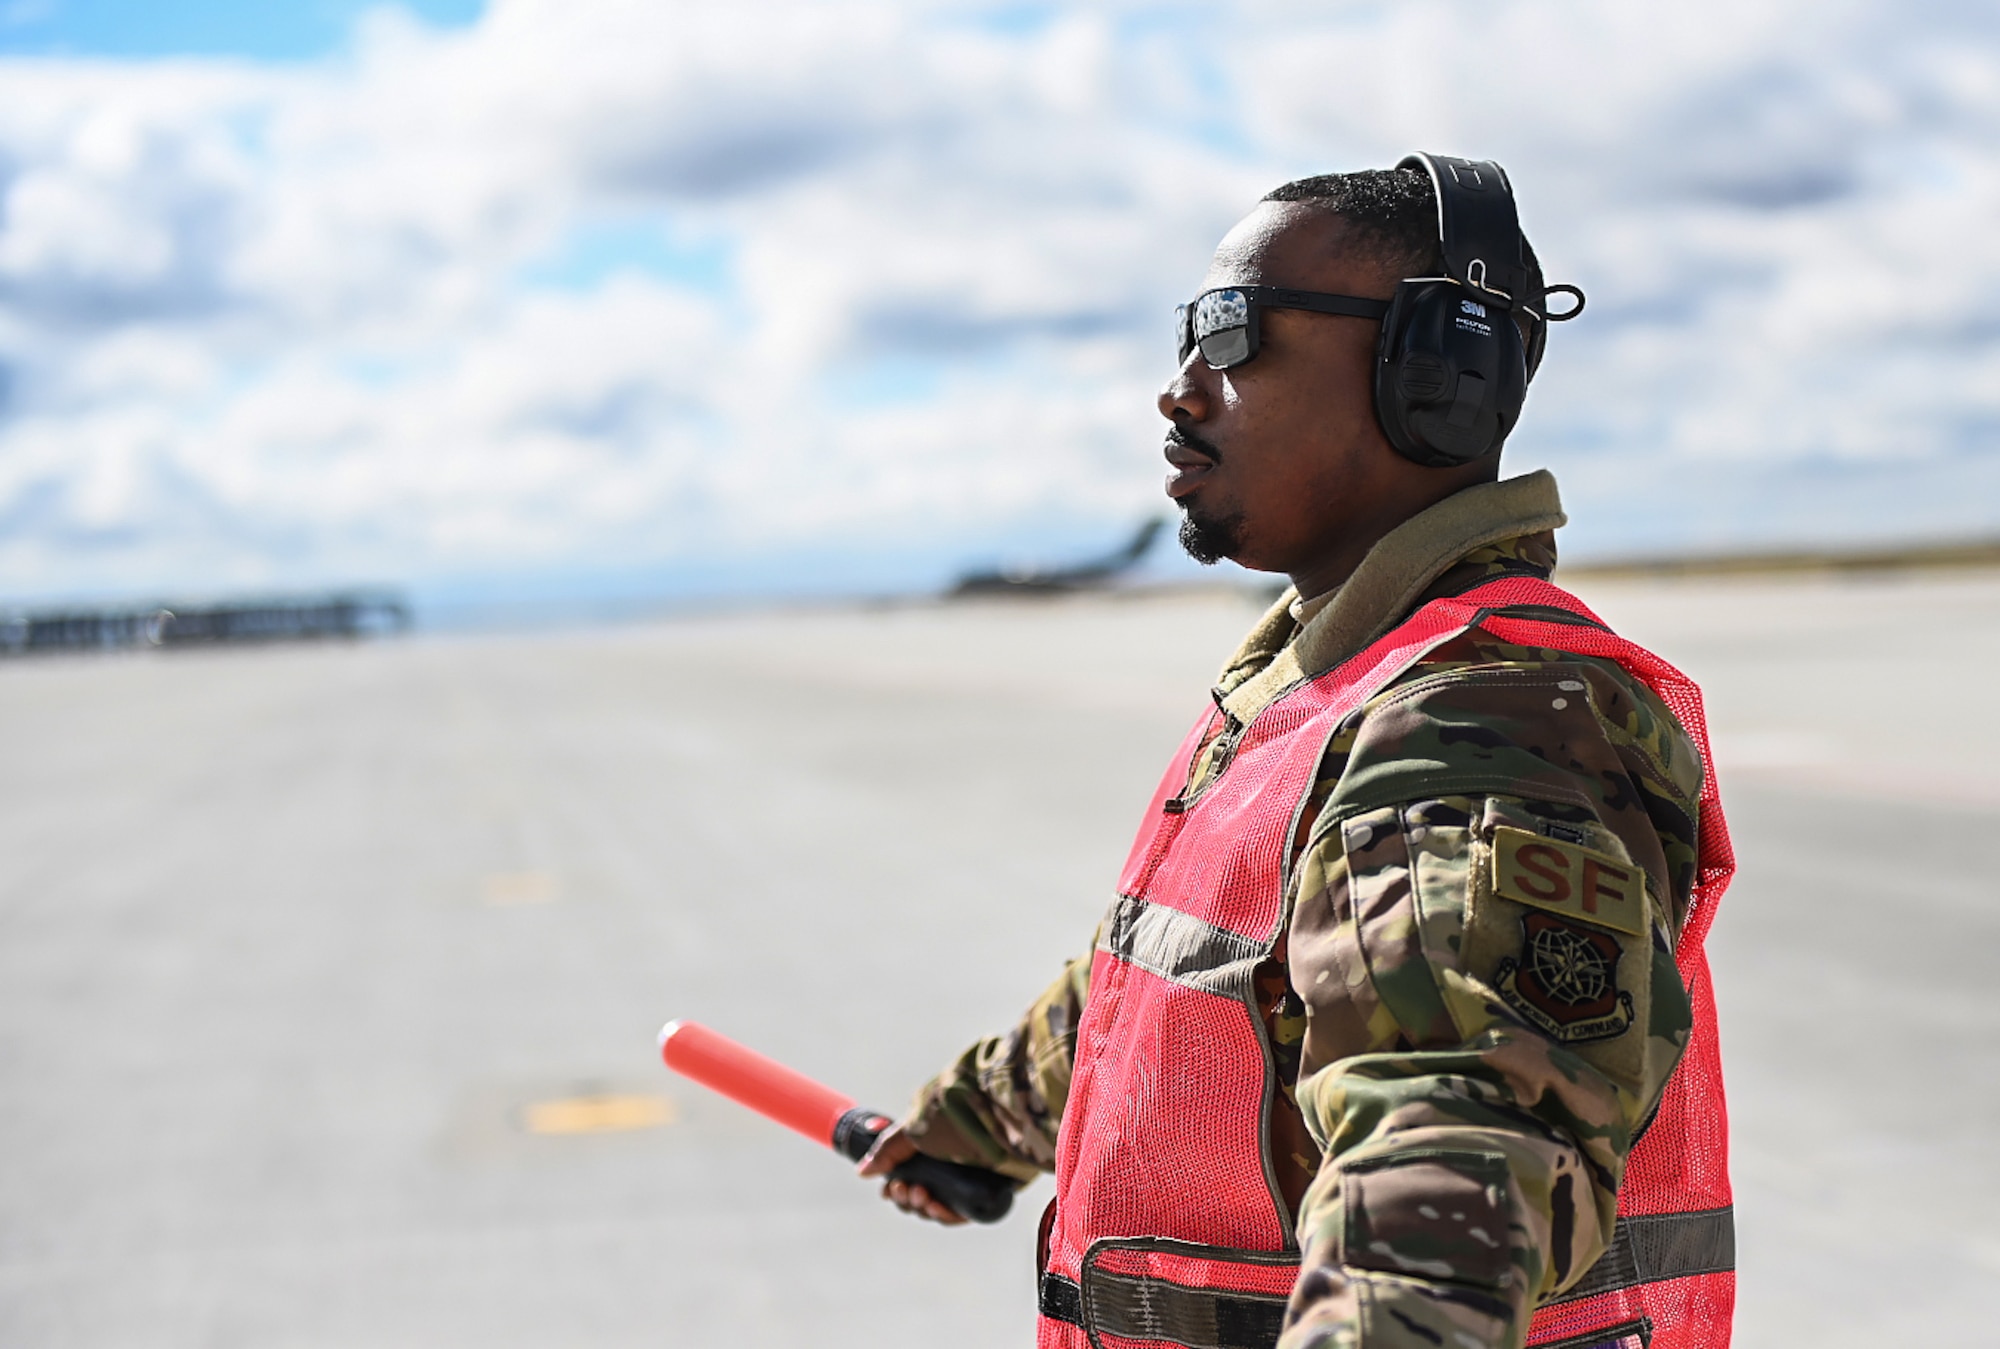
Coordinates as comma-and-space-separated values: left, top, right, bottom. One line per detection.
2, 0, 1999, 613
0, 0, 484, 59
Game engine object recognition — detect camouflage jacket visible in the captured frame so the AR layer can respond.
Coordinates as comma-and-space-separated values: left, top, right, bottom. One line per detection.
903, 471, 1703, 1349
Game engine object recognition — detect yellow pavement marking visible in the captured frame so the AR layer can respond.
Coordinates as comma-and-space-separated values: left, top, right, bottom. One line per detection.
482, 871, 558, 905
523, 1093, 677, 1135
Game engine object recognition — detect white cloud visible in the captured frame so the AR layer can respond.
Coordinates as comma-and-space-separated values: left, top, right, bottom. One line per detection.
2, 0, 2000, 600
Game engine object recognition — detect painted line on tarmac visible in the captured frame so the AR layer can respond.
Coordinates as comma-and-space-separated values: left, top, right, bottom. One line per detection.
482, 870, 560, 905
521, 1092, 677, 1135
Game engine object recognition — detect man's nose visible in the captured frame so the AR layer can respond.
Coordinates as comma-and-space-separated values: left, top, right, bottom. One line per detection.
1158, 355, 1212, 422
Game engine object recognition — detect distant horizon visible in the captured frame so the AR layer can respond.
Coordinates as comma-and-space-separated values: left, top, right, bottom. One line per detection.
10, 510, 2000, 638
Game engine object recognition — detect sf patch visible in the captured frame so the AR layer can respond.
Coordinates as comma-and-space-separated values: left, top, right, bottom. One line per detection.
1490, 826, 1645, 936
1495, 913, 1636, 1042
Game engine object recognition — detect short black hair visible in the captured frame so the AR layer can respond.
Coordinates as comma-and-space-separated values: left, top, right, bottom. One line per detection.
1263, 167, 1545, 343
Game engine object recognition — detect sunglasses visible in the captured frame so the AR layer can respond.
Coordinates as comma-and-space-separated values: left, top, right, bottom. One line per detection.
1175, 285, 1391, 370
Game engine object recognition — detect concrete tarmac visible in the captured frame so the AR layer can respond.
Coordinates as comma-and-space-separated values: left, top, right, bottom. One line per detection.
1, 572, 1994, 1347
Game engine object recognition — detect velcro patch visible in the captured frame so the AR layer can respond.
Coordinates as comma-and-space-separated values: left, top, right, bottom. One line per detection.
1496, 914, 1635, 1042
1490, 826, 1644, 936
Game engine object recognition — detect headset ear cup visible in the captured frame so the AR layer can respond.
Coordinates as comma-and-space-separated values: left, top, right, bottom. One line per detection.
1373, 279, 1527, 467
1382, 151, 1540, 465
1373, 281, 1430, 464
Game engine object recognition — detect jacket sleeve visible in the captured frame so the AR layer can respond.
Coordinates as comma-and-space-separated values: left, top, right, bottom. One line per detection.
899, 936, 1094, 1184
1278, 660, 1702, 1349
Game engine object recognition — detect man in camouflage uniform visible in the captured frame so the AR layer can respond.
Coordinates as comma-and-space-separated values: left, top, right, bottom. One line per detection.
861, 168, 1711, 1349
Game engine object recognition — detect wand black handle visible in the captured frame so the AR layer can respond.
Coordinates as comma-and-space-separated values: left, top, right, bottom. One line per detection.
832, 1107, 1015, 1224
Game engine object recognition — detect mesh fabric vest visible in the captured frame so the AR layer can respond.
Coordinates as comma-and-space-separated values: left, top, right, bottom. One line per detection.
1035, 576, 1735, 1349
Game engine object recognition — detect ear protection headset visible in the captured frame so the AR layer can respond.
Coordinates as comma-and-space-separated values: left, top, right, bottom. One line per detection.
1374, 153, 1584, 467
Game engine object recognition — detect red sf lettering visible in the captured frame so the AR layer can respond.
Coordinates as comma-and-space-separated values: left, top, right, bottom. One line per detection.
1581, 858, 1630, 916
1512, 843, 1572, 902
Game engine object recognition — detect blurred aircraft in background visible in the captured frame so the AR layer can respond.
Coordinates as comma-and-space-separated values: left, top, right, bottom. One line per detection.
0, 592, 412, 656
950, 518, 1166, 597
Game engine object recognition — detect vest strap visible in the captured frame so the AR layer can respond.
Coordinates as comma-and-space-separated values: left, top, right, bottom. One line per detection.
1039, 1272, 1084, 1326
1038, 1270, 1289, 1349
1543, 1205, 1736, 1307
1038, 1207, 1733, 1348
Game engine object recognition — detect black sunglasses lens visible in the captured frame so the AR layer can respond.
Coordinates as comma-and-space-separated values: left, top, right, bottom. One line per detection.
1192, 289, 1252, 368
1199, 326, 1251, 368
1174, 303, 1194, 364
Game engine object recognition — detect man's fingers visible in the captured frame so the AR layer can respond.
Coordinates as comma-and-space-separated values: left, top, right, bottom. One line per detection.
885, 1178, 928, 1212
922, 1189, 968, 1226
863, 1124, 969, 1224
880, 1178, 967, 1225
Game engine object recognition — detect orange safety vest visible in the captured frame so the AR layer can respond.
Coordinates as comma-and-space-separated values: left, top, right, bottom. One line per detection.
1037, 576, 1734, 1349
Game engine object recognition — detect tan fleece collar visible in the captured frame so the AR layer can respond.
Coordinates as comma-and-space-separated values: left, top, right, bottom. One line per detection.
1216, 469, 1566, 724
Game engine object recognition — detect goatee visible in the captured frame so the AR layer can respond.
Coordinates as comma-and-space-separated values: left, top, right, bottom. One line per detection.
1177, 506, 1245, 566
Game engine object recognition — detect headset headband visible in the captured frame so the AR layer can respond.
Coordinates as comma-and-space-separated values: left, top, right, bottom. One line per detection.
1399, 152, 1529, 307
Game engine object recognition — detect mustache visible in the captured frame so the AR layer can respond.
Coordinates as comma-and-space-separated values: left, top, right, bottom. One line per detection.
1165, 426, 1223, 464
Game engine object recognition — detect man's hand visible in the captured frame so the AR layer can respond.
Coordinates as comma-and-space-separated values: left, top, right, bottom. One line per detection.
857, 1122, 968, 1225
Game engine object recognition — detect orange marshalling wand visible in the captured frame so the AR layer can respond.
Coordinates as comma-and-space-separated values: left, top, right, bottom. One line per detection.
658, 1018, 865, 1144
657, 1019, 1014, 1224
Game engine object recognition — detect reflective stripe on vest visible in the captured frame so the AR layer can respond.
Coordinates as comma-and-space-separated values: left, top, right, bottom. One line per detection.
1036, 577, 1736, 1349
